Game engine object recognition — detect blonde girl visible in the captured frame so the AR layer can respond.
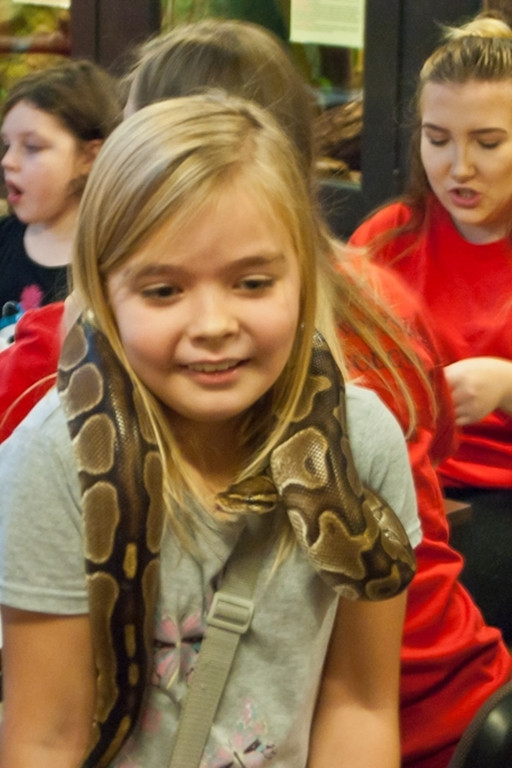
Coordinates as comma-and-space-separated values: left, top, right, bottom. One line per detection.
0, 94, 420, 768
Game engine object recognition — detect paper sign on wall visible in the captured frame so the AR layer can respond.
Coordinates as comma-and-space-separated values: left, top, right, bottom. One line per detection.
290, 0, 365, 49
13, 0, 70, 7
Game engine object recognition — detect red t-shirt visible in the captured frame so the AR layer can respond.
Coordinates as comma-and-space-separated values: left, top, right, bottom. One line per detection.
338, 251, 511, 768
350, 197, 512, 489
0, 302, 64, 443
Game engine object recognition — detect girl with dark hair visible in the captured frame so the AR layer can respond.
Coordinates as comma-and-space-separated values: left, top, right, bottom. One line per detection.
0, 59, 122, 312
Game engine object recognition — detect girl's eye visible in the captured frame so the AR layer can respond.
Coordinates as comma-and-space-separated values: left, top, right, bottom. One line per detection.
427, 135, 448, 147
479, 140, 500, 150
24, 144, 43, 154
141, 284, 180, 300
238, 276, 275, 292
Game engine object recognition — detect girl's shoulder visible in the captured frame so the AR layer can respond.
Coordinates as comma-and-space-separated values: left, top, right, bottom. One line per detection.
345, 383, 400, 434
1, 387, 71, 465
345, 383, 421, 549
344, 383, 407, 462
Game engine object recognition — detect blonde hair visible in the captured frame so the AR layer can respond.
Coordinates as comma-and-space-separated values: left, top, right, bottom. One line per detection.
73, 93, 327, 528
442, 13, 512, 42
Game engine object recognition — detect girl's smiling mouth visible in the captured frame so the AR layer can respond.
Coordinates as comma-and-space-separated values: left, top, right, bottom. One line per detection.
186, 359, 243, 373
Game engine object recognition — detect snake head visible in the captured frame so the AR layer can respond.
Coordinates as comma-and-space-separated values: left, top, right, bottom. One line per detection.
215, 475, 279, 517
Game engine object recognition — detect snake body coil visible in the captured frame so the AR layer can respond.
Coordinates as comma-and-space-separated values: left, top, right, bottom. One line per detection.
58, 318, 416, 766
58, 319, 164, 767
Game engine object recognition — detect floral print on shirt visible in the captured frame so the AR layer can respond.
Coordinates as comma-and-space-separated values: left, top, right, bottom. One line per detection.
201, 698, 276, 767
152, 607, 205, 689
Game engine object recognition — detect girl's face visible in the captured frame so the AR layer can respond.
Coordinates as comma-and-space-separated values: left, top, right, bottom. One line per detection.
1, 100, 93, 226
420, 79, 512, 243
107, 180, 302, 437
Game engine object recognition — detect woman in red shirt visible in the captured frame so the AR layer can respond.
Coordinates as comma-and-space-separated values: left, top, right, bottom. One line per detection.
351, 12, 512, 644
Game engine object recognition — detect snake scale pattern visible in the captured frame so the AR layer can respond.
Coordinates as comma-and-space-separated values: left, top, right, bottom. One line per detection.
57, 316, 416, 766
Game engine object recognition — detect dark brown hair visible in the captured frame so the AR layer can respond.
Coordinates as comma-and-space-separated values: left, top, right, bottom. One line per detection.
3, 59, 122, 143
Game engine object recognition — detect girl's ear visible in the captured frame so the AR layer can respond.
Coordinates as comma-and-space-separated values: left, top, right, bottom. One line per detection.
78, 138, 104, 175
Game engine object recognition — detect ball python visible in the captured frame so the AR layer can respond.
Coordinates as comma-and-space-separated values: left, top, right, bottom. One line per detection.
57, 316, 416, 766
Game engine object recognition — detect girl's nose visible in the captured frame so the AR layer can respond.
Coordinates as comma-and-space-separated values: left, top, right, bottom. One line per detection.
188, 292, 238, 341
1, 145, 18, 171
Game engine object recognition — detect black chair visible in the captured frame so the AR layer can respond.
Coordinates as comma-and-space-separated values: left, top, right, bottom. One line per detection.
447, 680, 512, 767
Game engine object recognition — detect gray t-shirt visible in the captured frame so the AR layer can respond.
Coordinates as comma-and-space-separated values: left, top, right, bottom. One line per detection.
0, 385, 421, 767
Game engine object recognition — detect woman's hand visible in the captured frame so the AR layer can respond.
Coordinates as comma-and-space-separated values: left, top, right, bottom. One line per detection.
444, 357, 512, 425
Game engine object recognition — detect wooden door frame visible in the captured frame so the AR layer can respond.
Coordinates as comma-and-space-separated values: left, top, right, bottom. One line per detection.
70, 0, 161, 73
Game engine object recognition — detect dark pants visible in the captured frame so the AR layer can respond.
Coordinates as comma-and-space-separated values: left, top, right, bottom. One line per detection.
448, 488, 512, 646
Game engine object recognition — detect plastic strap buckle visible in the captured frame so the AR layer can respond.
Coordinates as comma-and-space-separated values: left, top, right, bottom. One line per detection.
207, 591, 254, 634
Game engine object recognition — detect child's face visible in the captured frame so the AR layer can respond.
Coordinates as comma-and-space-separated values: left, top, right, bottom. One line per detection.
1, 100, 91, 225
107, 181, 301, 435
420, 78, 512, 243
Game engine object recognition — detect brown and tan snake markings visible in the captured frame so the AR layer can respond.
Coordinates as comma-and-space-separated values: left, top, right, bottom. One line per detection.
58, 317, 416, 766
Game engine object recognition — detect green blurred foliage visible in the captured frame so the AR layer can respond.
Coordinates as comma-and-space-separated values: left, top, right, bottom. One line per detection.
161, 0, 286, 38
0, 2, 68, 108
161, 0, 212, 28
